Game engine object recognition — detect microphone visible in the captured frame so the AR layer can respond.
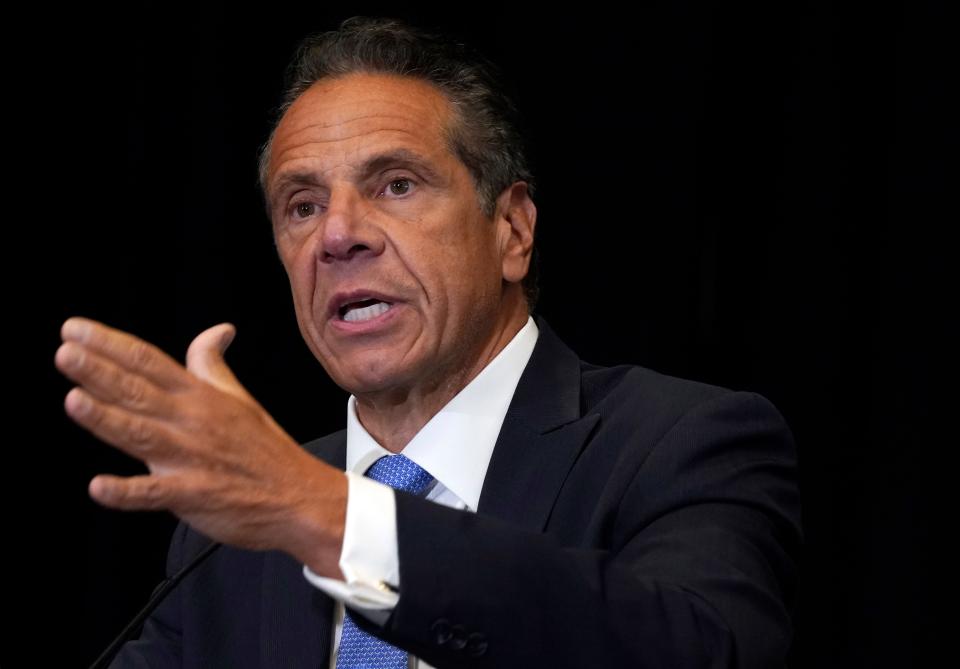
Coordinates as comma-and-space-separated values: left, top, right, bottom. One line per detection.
88, 540, 222, 669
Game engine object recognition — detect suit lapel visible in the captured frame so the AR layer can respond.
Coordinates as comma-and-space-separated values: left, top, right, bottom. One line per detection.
259, 431, 346, 668
478, 316, 600, 531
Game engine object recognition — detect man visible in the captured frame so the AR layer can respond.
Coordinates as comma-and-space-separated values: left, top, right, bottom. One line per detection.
56, 16, 802, 668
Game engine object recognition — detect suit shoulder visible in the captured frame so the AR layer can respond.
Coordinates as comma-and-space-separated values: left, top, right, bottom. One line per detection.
580, 359, 726, 411
578, 359, 786, 434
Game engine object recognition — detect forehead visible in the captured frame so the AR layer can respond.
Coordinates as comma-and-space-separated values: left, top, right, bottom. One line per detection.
267, 73, 457, 189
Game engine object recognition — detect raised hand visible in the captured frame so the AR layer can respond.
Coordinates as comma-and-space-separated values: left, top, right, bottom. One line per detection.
55, 317, 346, 577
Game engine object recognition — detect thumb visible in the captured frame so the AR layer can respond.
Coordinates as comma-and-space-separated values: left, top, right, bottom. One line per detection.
185, 322, 252, 400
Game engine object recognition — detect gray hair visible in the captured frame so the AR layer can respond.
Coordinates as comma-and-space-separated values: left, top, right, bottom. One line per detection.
256, 16, 540, 309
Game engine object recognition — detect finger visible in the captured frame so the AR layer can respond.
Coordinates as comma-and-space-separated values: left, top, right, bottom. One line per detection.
64, 387, 180, 462
89, 473, 177, 510
61, 317, 190, 391
185, 322, 254, 402
55, 341, 179, 418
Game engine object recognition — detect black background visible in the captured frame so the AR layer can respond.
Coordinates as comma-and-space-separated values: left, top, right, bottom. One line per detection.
10, 1, 950, 666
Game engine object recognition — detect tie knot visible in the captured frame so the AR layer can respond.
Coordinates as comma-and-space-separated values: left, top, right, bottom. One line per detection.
364, 454, 434, 495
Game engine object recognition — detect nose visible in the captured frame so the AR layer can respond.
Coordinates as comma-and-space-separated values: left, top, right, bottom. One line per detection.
319, 186, 385, 263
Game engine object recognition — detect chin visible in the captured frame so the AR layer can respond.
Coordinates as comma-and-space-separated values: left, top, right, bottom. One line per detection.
332, 359, 415, 396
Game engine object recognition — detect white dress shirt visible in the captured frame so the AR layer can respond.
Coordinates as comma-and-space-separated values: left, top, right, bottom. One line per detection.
303, 316, 540, 669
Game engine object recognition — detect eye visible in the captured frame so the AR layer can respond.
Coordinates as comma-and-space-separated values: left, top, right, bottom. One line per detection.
381, 177, 414, 198
292, 201, 317, 219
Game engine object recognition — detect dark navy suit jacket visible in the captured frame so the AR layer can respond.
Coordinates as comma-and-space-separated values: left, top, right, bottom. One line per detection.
112, 316, 802, 668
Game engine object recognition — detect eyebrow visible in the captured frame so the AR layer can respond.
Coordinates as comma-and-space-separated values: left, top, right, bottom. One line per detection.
268, 148, 443, 208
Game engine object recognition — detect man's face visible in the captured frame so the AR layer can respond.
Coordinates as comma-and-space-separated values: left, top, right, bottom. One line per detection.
266, 72, 522, 398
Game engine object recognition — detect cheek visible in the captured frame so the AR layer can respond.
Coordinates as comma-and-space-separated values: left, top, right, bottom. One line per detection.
283, 246, 316, 297
442, 245, 503, 308
279, 251, 322, 334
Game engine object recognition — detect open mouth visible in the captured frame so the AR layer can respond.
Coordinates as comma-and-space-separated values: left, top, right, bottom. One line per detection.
338, 298, 393, 323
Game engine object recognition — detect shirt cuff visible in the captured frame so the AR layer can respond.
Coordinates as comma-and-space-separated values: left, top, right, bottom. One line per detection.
302, 470, 401, 612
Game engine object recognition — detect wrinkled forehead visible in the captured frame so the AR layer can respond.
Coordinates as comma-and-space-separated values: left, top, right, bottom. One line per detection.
267, 72, 459, 180
279, 73, 454, 144
264, 73, 472, 208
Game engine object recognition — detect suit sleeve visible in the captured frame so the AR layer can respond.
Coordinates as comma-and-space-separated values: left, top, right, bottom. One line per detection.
364, 391, 802, 668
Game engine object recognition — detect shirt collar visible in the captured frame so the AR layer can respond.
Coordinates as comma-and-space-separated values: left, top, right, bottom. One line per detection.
345, 315, 539, 510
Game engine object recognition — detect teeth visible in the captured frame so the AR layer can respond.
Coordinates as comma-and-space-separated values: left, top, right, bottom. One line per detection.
343, 301, 391, 323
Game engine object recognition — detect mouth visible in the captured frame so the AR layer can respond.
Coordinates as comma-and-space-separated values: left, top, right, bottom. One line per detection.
327, 289, 401, 326
338, 298, 394, 323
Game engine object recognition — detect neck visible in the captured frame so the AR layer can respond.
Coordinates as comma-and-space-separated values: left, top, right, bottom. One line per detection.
353, 300, 529, 453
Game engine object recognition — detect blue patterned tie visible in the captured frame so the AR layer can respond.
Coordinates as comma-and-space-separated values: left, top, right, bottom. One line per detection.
335, 454, 434, 669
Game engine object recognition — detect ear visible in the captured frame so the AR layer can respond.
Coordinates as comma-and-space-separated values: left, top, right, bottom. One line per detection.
494, 181, 537, 284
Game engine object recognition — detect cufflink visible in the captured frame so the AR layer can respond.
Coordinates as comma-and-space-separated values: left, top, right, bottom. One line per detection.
377, 580, 399, 594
